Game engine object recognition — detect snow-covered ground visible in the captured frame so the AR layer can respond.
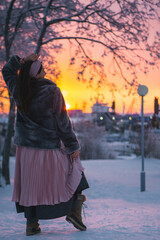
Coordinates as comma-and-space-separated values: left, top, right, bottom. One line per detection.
0, 156, 160, 240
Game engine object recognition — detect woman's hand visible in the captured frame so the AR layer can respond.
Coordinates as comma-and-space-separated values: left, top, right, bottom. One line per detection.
24, 53, 40, 62
20, 53, 40, 64
70, 150, 80, 161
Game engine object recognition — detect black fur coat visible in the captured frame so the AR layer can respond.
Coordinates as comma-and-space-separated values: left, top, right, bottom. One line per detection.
2, 55, 80, 154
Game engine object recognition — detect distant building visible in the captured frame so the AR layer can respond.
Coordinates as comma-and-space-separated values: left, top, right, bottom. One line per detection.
91, 101, 110, 126
92, 101, 110, 114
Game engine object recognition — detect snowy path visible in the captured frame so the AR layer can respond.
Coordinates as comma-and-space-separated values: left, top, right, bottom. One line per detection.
0, 156, 160, 240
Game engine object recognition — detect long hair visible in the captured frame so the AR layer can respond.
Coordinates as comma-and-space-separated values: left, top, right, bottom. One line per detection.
15, 61, 36, 113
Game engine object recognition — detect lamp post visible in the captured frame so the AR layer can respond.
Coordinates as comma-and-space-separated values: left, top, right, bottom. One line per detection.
137, 84, 148, 192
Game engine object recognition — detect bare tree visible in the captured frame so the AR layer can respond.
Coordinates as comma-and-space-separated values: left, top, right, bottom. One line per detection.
32, 0, 160, 89
0, 0, 44, 184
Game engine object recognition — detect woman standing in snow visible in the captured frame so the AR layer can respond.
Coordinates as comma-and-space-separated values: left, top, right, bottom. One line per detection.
2, 53, 89, 236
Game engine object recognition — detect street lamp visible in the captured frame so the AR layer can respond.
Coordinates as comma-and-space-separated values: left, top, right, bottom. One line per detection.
137, 84, 148, 192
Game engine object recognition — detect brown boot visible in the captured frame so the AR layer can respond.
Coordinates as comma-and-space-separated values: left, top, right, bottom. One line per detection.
26, 222, 41, 236
66, 194, 87, 231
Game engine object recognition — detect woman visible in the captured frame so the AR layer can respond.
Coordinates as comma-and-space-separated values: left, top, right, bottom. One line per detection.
2, 53, 89, 236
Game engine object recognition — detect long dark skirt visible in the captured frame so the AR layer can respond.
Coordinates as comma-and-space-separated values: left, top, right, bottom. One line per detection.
15, 172, 89, 220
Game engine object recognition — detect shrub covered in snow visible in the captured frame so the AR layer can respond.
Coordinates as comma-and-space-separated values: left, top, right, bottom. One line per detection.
72, 120, 115, 160
130, 129, 160, 159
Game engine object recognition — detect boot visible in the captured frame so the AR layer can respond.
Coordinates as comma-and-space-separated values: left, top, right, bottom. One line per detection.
26, 222, 41, 236
66, 194, 87, 231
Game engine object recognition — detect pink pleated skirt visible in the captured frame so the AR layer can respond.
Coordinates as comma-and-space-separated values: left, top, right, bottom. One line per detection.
12, 146, 84, 207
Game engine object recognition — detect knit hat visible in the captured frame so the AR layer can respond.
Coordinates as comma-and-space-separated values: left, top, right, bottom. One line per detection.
29, 60, 42, 78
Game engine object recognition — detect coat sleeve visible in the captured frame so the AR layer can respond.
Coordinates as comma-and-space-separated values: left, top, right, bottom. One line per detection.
54, 87, 80, 154
2, 55, 21, 97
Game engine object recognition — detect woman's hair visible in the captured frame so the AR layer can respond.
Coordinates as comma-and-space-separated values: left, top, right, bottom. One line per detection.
15, 61, 39, 113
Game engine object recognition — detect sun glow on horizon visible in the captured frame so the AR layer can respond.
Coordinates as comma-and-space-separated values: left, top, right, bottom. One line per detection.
66, 102, 71, 110
62, 90, 71, 110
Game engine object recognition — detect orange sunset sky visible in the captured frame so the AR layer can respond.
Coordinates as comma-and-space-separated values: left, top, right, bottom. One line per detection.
41, 9, 160, 116
1, 31, 160, 115
1, 44, 159, 116
44, 40, 160, 115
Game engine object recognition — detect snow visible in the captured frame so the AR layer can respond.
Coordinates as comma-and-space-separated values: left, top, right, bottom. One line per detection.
0, 156, 160, 240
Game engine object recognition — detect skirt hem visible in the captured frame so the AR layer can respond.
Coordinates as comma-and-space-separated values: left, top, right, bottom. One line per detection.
15, 172, 89, 220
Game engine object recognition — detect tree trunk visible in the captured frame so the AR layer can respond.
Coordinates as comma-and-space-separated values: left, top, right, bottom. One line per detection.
2, 96, 15, 185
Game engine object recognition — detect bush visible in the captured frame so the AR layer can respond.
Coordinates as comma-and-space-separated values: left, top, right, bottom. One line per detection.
130, 129, 160, 159
73, 120, 115, 160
